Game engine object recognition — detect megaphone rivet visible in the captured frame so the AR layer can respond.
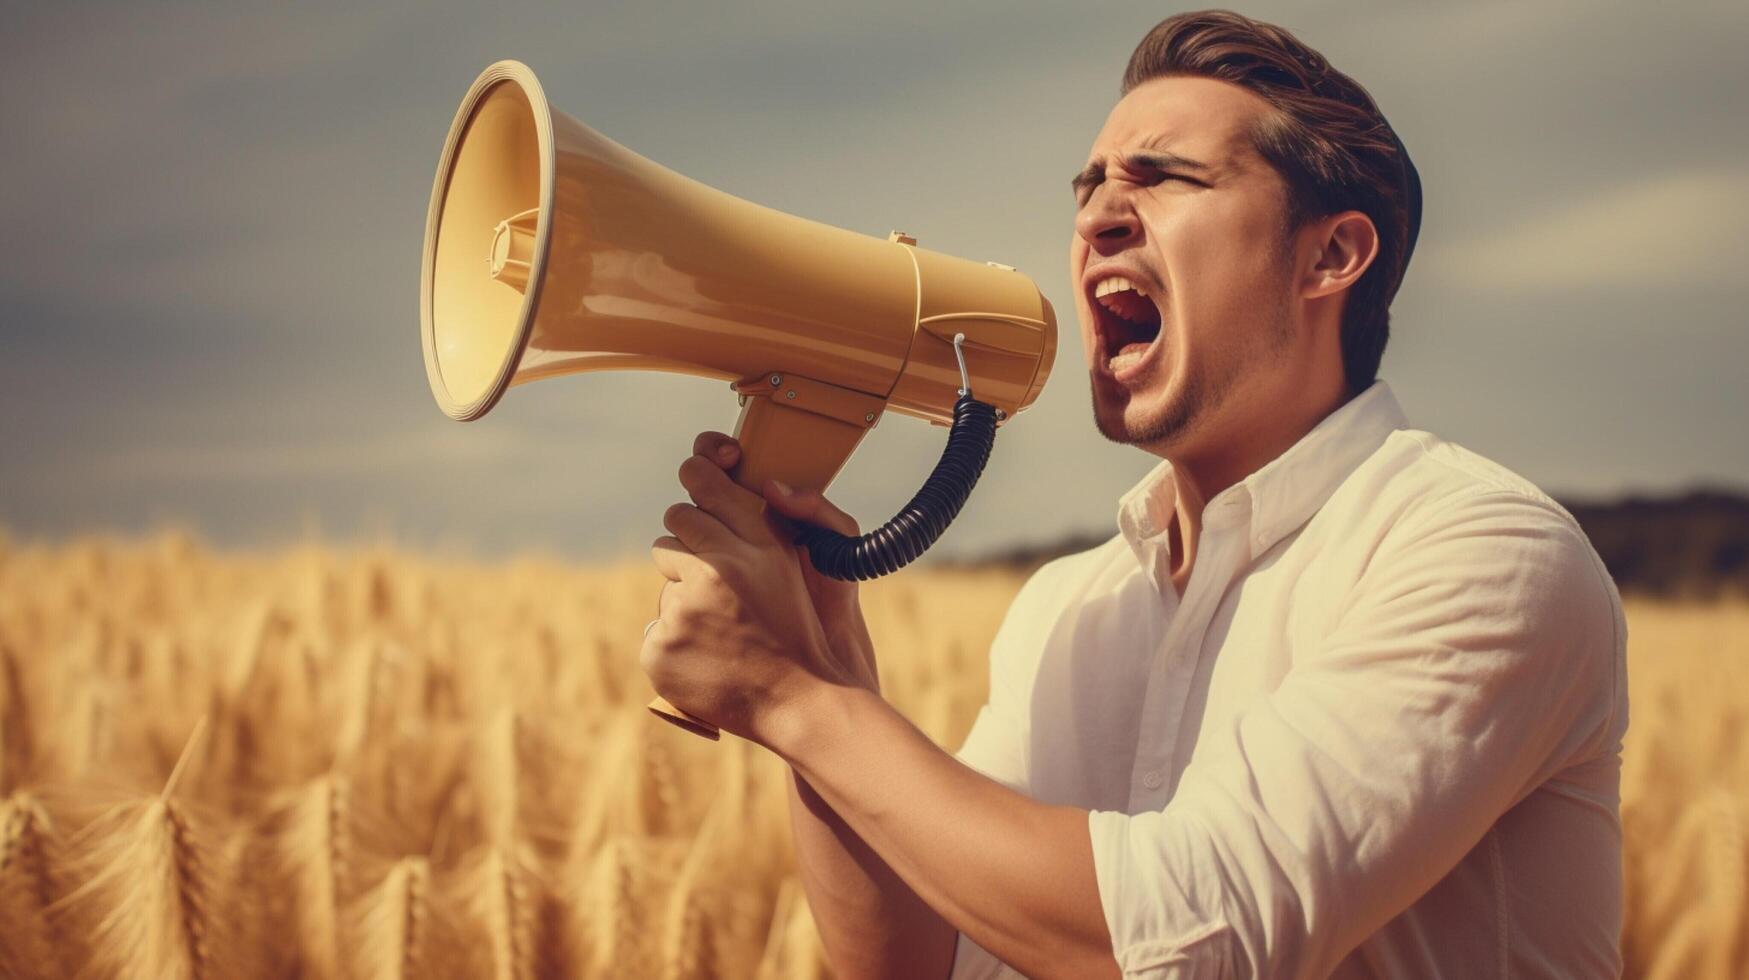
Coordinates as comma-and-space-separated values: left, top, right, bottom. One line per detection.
864, 412, 876, 423
785, 390, 797, 400
770, 374, 782, 386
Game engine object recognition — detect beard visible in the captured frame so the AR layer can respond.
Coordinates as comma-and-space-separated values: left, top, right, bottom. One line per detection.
1091, 360, 1205, 447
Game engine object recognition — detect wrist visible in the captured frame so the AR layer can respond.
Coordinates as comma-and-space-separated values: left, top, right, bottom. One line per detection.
828, 620, 879, 693
759, 671, 862, 763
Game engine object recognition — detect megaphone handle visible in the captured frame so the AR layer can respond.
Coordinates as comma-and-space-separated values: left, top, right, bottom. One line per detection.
725, 382, 877, 498
647, 696, 721, 740
646, 384, 874, 740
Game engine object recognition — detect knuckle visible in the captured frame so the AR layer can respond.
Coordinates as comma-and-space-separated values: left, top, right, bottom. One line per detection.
692, 431, 730, 456
825, 500, 861, 535
679, 456, 726, 500
662, 502, 696, 533
675, 604, 705, 630
678, 454, 705, 483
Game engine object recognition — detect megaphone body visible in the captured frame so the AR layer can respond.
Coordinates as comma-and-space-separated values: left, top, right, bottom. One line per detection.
422, 61, 1056, 737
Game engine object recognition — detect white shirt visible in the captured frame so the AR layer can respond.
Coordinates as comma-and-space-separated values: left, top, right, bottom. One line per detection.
948, 379, 1628, 979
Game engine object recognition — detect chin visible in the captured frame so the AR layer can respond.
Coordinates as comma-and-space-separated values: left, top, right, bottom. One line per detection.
1089, 375, 1164, 445
1091, 360, 1203, 451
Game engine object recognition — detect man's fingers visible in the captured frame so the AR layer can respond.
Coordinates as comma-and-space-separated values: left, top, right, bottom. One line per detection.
663, 501, 736, 555
763, 481, 861, 537
678, 454, 773, 545
650, 534, 708, 582
691, 431, 741, 469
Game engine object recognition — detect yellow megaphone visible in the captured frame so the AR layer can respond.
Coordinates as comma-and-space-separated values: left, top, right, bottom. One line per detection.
422, 61, 1056, 737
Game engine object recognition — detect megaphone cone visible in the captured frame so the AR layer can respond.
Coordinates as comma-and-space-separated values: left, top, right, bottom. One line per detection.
423, 61, 1057, 737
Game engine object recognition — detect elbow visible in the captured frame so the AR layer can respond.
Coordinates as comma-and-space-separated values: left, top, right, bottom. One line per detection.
1061, 944, 1124, 980
1104, 918, 1244, 978
978, 911, 1122, 980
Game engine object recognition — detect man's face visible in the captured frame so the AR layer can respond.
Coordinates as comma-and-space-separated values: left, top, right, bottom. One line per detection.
1070, 75, 1302, 457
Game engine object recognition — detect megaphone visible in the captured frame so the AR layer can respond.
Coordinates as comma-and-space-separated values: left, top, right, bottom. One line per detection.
422, 61, 1056, 737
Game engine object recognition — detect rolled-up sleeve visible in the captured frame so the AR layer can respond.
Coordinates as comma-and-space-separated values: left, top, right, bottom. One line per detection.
1089, 490, 1623, 978
953, 700, 1028, 794
952, 559, 1066, 793
950, 702, 1030, 980
949, 562, 1063, 980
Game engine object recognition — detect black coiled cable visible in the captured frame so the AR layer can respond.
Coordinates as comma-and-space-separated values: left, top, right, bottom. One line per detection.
792, 392, 999, 581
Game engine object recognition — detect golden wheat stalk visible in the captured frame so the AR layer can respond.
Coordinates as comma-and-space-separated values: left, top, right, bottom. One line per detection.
53, 718, 233, 980
270, 773, 352, 978
0, 532, 1741, 977
1, 640, 35, 791
443, 846, 540, 980
1, 792, 78, 979
469, 709, 521, 854
573, 836, 691, 979
347, 855, 431, 980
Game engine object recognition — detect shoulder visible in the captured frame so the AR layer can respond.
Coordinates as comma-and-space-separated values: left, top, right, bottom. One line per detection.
1339, 427, 1582, 526
1338, 429, 1630, 763
1338, 427, 1610, 577
1334, 427, 1627, 689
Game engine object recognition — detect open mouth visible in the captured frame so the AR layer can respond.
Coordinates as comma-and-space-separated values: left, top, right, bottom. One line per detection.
1090, 275, 1163, 373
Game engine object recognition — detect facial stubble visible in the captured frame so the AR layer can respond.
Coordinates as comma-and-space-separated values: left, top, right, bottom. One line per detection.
1090, 256, 1298, 451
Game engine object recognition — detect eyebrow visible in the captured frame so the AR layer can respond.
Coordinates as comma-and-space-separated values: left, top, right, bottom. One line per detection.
1071, 149, 1214, 199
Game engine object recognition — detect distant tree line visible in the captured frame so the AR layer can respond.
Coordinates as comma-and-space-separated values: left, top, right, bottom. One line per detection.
947, 488, 1749, 599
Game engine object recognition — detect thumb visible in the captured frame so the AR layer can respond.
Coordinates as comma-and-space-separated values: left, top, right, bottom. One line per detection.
764, 480, 860, 537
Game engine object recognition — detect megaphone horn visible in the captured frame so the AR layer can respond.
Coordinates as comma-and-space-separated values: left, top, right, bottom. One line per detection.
423, 61, 1057, 737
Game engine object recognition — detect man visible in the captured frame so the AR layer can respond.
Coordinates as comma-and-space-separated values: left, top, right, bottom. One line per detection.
643, 9, 1628, 978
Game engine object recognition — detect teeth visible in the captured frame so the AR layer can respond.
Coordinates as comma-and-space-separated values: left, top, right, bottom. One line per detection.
1096, 284, 1158, 325
1093, 275, 1148, 298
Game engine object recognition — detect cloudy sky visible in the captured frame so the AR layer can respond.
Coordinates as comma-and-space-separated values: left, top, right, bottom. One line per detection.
3, 0, 1744, 564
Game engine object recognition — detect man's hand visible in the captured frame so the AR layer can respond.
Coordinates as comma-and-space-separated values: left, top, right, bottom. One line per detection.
691, 432, 880, 693
642, 433, 871, 743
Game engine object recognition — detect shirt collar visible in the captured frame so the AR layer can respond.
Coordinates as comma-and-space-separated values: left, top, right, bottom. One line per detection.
1116, 379, 1410, 578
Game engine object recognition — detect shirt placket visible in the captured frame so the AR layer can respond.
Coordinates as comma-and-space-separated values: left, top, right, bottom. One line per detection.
1127, 494, 1253, 811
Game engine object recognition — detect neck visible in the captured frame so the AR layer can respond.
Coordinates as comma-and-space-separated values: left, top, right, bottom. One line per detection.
1160, 372, 1356, 595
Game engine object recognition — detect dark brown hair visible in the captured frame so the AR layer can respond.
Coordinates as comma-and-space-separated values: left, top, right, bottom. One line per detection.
1123, 9, 1422, 395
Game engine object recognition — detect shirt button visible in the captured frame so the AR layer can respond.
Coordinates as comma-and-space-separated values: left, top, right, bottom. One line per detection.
1141, 770, 1164, 790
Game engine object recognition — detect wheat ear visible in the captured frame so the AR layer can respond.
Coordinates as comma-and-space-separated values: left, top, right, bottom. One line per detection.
1, 792, 77, 979
275, 773, 351, 978
53, 717, 224, 980
348, 855, 430, 980
447, 847, 537, 980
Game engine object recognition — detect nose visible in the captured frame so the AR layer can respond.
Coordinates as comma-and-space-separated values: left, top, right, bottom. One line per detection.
1076, 188, 1140, 252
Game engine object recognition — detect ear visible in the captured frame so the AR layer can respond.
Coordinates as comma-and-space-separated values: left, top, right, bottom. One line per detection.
1302, 210, 1379, 301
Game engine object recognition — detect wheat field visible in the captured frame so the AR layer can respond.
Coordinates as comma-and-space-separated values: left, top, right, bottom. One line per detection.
0, 530, 1743, 979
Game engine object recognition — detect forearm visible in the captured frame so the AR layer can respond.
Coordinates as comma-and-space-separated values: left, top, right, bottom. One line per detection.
765, 682, 1120, 980
787, 766, 958, 978
785, 624, 957, 978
